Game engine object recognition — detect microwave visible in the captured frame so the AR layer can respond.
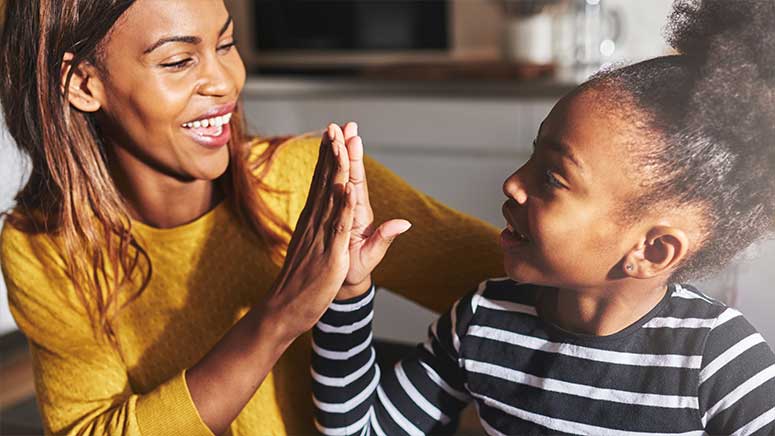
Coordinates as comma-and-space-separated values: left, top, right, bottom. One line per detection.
226, 0, 452, 73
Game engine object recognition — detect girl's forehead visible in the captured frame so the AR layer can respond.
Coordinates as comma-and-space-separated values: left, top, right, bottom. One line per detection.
543, 87, 646, 159
541, 88, 652, 194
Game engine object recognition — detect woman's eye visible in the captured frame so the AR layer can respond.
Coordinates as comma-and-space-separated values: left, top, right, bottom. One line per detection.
217, 41, 237, 53
544, 170, 564, 189
161, 58, 193, 70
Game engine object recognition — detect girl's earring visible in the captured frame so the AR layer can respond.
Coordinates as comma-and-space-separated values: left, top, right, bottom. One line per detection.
625, 264, 634, 272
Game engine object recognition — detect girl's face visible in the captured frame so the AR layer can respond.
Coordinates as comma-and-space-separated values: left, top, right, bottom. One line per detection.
94, 0, 245, 182
501, 88, 650, 289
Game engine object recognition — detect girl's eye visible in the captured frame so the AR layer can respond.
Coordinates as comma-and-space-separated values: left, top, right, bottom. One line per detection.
161, 58, 193, 70
544, 170, 564, 189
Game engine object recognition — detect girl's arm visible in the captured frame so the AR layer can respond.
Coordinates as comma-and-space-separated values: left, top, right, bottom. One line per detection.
698, 310, 775, 434
312, 285, 479, 435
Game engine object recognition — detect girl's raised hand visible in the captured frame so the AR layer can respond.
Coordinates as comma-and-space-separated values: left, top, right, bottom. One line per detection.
337, 121, 412, 300
262, 124, 356, 340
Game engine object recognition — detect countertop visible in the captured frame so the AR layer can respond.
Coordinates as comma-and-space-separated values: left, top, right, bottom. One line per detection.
243, 75, 578, 99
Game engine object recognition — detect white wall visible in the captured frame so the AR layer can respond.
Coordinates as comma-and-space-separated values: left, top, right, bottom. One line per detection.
0, 113, 28, 335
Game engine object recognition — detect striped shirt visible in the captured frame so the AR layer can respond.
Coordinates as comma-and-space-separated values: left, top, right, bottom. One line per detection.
312, 279, 775, 435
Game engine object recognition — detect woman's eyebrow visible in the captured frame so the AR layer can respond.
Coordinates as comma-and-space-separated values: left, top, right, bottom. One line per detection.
142, 16, 233, 55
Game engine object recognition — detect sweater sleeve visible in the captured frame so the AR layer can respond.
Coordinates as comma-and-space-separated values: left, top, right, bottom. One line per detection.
365, 155, 504, 314
698, 307, 775, 435
0, 225, 213, 436
312, 283, 483, 435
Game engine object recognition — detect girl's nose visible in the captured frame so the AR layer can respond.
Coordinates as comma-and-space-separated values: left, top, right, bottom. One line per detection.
502, 171, 528, 205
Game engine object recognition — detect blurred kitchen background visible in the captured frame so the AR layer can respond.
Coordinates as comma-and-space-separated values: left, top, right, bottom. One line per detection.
2, 0, 775, 434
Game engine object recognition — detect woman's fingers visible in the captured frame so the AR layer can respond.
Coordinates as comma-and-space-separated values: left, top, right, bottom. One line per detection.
330, 182, 357, 255
328, 124, 349, 189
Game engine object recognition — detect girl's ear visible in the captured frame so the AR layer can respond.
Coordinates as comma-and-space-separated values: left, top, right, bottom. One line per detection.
61, 52, 105, 113
622, 225, 690, 279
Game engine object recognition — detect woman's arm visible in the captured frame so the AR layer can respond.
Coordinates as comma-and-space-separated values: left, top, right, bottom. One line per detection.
186, 126, 358, 434
2, 126, 358, 435
312, 285, 479, 435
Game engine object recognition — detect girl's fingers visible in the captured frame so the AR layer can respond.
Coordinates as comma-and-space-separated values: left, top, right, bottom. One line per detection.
330, 182, 356, 254
344, 135, 373, 220
345, 135, 365, 187
361, 218, 412, 268
343, 121, 358, 142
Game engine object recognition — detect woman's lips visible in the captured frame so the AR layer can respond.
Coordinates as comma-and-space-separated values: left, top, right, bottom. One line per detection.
183, 122, 231, 148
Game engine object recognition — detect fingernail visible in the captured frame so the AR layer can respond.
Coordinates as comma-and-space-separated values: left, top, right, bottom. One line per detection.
328, 125, 336, 141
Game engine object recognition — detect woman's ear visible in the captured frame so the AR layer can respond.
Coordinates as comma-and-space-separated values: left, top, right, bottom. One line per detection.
622, 225, 690, 279
61, 52, 104, 113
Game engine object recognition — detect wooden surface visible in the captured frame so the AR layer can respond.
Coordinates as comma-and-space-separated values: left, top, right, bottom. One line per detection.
360, 60, 555, 81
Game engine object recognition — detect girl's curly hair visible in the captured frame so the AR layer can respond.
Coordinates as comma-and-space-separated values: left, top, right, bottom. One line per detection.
588, 0, 775, 282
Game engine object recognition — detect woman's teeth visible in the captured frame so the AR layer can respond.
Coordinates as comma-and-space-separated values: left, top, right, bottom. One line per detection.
182, 112, 232, 130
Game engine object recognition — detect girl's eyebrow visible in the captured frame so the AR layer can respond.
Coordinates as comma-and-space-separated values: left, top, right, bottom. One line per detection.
545, 139, 585, 174
142, 16, 233, 55
534, 120, 585, 174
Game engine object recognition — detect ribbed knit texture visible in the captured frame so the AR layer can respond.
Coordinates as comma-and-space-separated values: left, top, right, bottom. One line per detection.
0, 135, 503, 435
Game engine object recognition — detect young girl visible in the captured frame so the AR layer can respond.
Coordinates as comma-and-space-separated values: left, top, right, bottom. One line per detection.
312, 0, 775, 434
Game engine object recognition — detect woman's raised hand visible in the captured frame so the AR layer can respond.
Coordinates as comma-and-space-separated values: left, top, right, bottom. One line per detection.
337, 122, 412, 300
262, 124, 357, 340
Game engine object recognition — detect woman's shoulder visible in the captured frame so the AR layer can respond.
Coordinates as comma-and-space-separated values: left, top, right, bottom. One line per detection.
0, 217, 65, 274
0, 218, 83, 327
247, 133, 321, 166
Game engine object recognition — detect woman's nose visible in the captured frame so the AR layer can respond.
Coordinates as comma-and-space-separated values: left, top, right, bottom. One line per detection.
197, 57, 237, 97
502, 170, 528, 205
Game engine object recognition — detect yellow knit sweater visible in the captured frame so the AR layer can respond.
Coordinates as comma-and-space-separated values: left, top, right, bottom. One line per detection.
1, 136, 503, 435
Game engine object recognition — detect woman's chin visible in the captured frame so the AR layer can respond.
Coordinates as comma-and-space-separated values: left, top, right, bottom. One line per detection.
191, 149, 230, 181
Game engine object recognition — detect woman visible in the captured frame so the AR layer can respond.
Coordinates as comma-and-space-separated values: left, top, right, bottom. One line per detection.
0, 0, 502, 434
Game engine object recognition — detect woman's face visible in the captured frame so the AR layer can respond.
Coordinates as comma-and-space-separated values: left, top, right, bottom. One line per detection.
500, 87, 650, 289
94, 0, 245, 182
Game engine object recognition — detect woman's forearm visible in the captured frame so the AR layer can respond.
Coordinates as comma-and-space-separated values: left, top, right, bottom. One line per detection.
184, 127, 356, 434
185, 303, 294, 435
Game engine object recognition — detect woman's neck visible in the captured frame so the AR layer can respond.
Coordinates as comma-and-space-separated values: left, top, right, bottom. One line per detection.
123, 178, 224, 229
108, 146, 225, 229
539, 280, 669, 337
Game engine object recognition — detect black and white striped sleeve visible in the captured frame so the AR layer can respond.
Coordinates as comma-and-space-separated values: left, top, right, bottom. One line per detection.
699, 308, 775, 435
312, 284, 476, 436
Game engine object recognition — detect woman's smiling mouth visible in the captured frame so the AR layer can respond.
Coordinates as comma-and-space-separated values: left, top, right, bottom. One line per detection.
181, 103, 235, 148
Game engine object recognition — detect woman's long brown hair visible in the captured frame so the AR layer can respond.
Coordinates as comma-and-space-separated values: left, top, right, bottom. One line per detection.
0, 0, 291, 349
